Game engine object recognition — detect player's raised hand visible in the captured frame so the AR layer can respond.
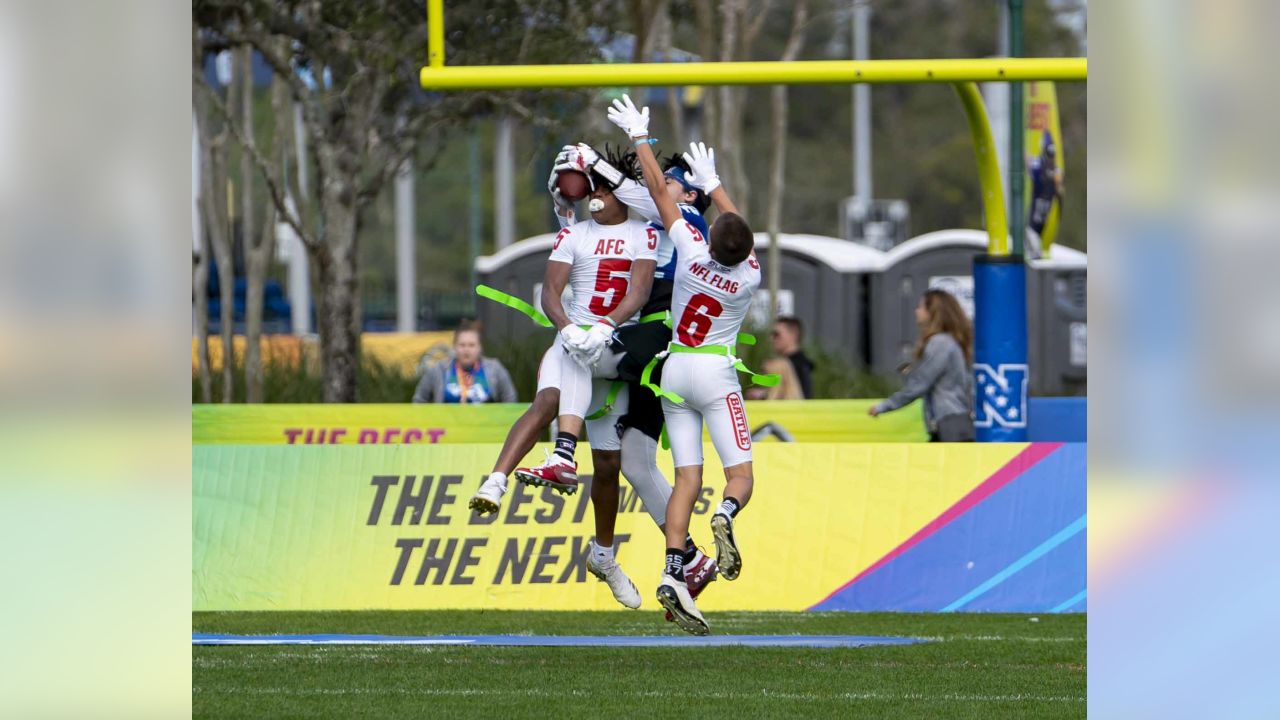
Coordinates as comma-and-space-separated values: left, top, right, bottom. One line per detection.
682, 142, 722, 194
552, 144, 576, 174
607, 94, 650, 138
547, 158, 575, 215
573, 143, 600, 171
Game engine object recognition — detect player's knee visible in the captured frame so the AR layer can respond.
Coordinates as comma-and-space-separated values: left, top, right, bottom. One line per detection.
531, 389, 559, 422
619, 452, 645, 483
592, 451, 621, 480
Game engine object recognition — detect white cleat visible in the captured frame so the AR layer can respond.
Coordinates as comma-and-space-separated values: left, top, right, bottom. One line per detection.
587, 542, 641, 609
656, 575, 709, 636
711, 512, 742, 581
468, 472, 508, 515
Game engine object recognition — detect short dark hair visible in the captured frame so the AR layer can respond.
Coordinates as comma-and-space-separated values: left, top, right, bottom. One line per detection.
774, 315, 803, 342
709, 212, 753, 266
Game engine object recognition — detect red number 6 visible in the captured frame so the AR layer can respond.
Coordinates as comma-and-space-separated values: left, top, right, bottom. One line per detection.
676, 293, 723, 346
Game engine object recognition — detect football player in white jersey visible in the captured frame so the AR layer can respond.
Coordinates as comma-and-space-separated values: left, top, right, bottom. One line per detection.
469, 154, 657, 608
551, 143, 721, 617
470, 148, 717, 611
609, 94, 760, 635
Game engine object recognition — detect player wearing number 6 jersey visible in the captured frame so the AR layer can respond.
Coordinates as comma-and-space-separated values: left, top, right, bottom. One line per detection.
608, 94, 760, 635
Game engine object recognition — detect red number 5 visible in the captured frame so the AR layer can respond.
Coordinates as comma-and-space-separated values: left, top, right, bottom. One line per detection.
588, 259, 632, 315
677, 292, 723, 346
645, 227, 659, 250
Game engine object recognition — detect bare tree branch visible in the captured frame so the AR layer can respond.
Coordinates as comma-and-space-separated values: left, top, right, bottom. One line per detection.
765, 0, 808, 322
193, 71, 317, 251
744, 0, 773, 50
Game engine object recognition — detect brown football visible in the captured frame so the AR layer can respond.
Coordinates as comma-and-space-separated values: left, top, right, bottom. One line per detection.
556, 170, 590, 202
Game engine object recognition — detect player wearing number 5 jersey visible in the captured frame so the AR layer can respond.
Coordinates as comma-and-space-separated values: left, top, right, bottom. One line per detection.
608, 94, 760, 635
470, 170, 656, 531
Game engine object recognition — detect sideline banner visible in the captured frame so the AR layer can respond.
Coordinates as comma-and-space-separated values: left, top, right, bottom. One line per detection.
194, 442, 1084, 612
192, 400, 928, 445
1025, 80, 1065, 258
193, 332, 454, 375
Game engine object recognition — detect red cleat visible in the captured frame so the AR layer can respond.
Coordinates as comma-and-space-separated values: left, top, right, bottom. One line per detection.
513, 452, 579, 495
666, 549, 717, 622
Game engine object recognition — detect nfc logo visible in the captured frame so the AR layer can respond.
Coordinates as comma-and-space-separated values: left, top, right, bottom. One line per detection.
974, 363, 1028, 429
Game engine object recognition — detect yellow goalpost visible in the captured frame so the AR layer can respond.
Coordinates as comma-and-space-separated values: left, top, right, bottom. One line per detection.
418, 0, 1086, 255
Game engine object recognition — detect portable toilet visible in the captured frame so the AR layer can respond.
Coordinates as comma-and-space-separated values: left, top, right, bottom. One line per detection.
473, 233, 559, 346
750, 233, 885, 366
1027, 245, 1087, 395
868, 229, 987, 375
474, 231, 885, 367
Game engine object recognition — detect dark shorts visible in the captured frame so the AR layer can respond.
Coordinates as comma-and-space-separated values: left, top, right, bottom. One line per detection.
929, 413, 976, 442
612, 319, 669, 442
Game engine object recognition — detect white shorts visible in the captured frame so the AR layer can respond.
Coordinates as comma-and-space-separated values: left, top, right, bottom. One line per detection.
659, 352, 753, 469
584, 380, 628, 452
536, 335, 626, 423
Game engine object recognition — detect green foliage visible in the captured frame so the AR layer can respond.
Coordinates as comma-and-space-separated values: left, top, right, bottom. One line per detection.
194, 329, 900, 403
484, 333, 558, 402
193, 610, 1086, 719
196, 352, 419, 403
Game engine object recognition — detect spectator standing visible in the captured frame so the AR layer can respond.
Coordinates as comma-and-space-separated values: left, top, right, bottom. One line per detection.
413, 322, 517, 404
770, 316, 814, 399
757, 357, 804, 400
868, 289, 975, 441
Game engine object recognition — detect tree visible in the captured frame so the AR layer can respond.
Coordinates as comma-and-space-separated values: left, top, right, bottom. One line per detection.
193, 27, 237, 403
192, 112, 214, 404
764, 0, 808, 321
240, 44, 290, 403
193, 0, 599, 401
715, 0, 771, 218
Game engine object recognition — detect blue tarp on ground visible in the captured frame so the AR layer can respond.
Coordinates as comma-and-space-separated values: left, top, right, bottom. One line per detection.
192, 633, 926, 648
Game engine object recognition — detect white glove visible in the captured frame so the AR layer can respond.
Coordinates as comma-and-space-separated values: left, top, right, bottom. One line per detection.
573, 143, 600, 172
547, 163, 569, 209
681, 141, 721, 194
607, 94, 650, 139
547, 150, 577, 217
560, 324, 589, 351
565, 343, 597, 370
552, 144, 576, 173
582, 322, 615, 366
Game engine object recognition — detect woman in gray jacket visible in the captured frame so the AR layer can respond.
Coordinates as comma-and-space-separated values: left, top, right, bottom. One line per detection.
868, 289, 976, 441
412, 323, 517, 404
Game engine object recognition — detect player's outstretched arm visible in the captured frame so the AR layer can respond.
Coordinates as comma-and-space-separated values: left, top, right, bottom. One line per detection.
607, 95, 681, 231
566, 142, 662, 224
707, 186, 740, 217
609, 175, 662, 223
682, 142, 740, 216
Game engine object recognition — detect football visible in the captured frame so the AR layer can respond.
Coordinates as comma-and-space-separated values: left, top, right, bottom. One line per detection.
556, 170, 590, 201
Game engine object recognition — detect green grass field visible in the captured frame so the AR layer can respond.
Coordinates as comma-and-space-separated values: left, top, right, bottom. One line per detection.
193, 610, 1085, 719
